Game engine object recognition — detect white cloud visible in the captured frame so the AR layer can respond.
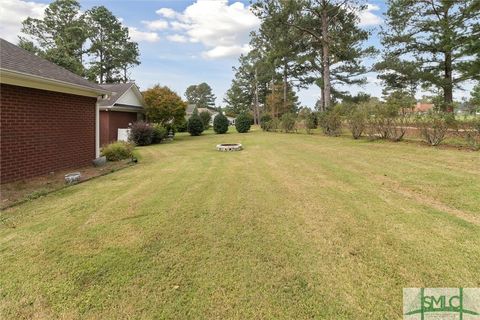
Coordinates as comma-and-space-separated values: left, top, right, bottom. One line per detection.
156, 8, 178, 19
166, 34, 188, 43
129, 27, 160, 43
170, 21, 190, 31
147, 0, 260, 59
142, 19, 169, 31
202, 44, 251, 59
0, 0, 47, 42
359, 4, 383, 26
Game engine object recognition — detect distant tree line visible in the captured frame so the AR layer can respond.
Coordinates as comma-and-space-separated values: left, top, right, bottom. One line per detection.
225, 0, 480, 118
19, 0, 140, 84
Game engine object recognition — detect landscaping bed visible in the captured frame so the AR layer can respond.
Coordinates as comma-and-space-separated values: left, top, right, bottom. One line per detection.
1, 159, 134, 209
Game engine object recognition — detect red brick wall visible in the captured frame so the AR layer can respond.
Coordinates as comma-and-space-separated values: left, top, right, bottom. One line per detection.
100, 110, 137, 146
0, 84, 97, 183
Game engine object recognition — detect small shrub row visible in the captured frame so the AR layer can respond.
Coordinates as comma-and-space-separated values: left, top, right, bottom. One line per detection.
261, 111, 317, 134
259, 105, 478, 150
318, 108, 342, 136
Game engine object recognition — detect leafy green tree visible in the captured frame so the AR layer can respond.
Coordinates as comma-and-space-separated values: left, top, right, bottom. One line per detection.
19, 1, 140, 82
19, 0, 87, 75
374, 56, 420, 97
469, 83, 480, 115
280, 113, 297, 133
253, 3, 308, 114
143, 85, 187, 126
265, 82, 299, 117
85, 6, 139, 83
185, 83, 216, 108
213, 114, 229, 134
225, 33, 276, 124
384, 91, 416, 115
379, 0, 480, 111
117, 42, 140, 83
224, 79, 253, 116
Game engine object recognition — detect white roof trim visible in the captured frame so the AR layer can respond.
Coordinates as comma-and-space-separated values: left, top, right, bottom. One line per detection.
102, 83, 146, 108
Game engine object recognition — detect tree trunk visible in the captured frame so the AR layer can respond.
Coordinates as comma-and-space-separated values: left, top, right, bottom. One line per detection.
321, 6, 331, 111
320, 87, 325, 112
283, 63, 288, 114
444, 51, 453, 112
99, 50, 104, 84
254, 67, 260, 125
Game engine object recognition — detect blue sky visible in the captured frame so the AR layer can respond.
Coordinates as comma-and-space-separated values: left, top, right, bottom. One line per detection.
0, 0, 473, 107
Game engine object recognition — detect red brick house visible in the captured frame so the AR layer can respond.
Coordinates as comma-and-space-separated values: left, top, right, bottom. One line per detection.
0, 39, 109, 183
98, 83, 145, 146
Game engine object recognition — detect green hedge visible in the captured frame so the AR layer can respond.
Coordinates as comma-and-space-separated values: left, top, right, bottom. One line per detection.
235, 113, 251, 133
213, 113, 229, 134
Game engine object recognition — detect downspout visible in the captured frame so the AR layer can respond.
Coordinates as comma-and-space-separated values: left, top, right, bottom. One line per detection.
95, 97, 101, 158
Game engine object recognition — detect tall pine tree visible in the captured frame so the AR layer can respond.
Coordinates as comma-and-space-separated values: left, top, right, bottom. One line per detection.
378, 0, 480, 111
254, 0, 375, 111
19, 0, 87, 75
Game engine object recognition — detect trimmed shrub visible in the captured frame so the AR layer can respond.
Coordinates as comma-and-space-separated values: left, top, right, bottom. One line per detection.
152, 123, 167, 144
265, 118, 281, 132
175, 118, 188, 132
213, 113, 229, 134
260, 114, 272, 131
459, 119, 480, 150
187, 114, 204, 136
386, 116, 409, 142
415, 112, 451, 146
129, 121, 154, 146
101, 141, 134, 161
306, 112, 317, 130
199, 111, 212, 130
235, 113, 251, 133
318, 110, 342, 136
366, 115, 390, 140
347, 108, 367, 139
280, 113, 297, 133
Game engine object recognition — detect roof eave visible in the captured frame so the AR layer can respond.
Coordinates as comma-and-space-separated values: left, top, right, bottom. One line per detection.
0, 68, 110, 97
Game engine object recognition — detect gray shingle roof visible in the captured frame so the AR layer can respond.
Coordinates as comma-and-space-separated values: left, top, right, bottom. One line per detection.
98, 83, 136, 107
0, 38, 105, 92
186, 104, 196, 114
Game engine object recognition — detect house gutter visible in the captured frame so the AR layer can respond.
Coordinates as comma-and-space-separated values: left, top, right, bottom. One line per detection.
95, 100, 100, 158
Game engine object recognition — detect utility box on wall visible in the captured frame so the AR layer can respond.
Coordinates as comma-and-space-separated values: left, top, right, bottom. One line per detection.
117, 128, 131, 142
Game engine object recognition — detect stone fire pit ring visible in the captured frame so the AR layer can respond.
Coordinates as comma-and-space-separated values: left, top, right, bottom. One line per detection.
216, 143, 243, 152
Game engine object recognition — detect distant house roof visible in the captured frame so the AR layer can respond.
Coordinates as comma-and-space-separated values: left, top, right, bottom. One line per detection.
186, 104, 196, 115
0, 38, 107, 96
98, 83, 145, 112
197, 107, 218, 115
414, 102, 434, 112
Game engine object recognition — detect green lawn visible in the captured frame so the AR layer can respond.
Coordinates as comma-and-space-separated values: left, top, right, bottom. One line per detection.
1, 128, 479, 319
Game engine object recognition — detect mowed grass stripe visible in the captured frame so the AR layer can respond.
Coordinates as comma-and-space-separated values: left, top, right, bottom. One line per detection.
1, 128, 479, 319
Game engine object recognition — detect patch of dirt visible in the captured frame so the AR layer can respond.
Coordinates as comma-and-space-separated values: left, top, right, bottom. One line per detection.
0, 160, 134, 209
